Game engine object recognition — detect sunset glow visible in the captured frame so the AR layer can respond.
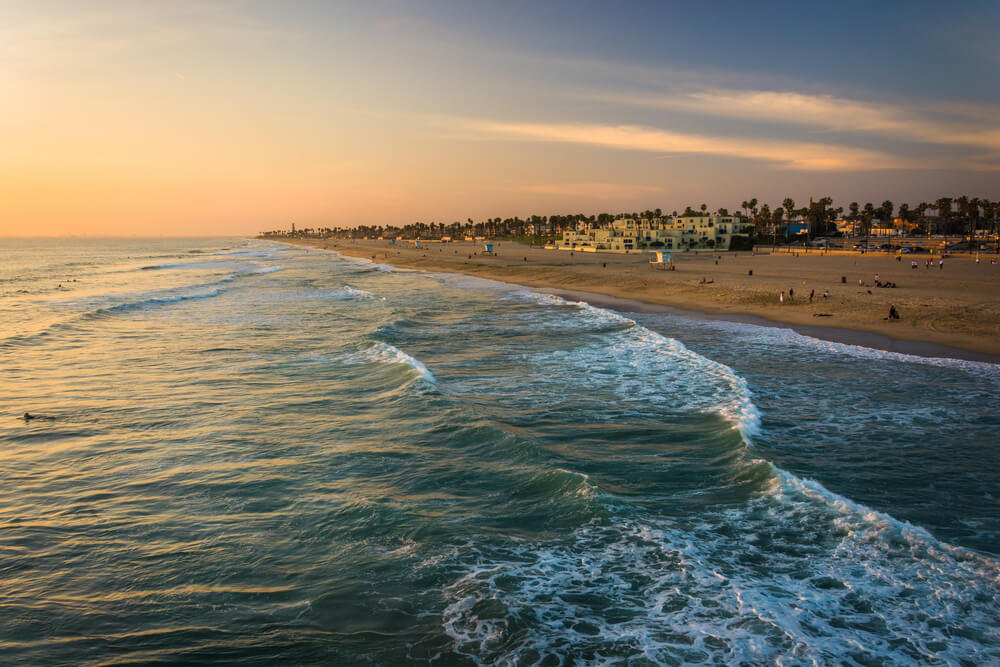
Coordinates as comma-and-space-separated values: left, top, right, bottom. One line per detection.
3, 1, 999, 236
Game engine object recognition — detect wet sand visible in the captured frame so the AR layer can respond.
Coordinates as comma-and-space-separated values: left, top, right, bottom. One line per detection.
280, 238, 1000, 361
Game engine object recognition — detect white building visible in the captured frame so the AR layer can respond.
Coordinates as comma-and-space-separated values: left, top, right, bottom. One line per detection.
561, 216, 751, 252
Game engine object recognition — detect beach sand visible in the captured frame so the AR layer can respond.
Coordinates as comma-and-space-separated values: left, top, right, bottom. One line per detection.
282, 238, 1000, 360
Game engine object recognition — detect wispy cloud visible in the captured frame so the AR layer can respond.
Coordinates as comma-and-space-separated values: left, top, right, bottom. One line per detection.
520, 182, 663, 199
600, 89, 1000, 151
462, 120, 902, 171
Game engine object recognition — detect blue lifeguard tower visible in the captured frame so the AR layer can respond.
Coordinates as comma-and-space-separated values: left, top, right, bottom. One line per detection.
650, 251, 674, 270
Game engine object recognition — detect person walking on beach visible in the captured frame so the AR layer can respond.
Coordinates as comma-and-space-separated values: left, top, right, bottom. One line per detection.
809, 289, 814, 303
939, 258, 944, 269
779, 291, 785, 305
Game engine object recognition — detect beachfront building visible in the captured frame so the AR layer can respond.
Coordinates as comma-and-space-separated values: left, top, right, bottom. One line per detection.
561, 216, 751, 252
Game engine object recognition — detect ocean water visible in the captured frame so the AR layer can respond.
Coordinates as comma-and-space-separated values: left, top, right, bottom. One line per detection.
2, 237, 999, 665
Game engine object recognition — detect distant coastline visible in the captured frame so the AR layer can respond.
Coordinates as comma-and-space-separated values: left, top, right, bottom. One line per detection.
270, 237, 1000, 362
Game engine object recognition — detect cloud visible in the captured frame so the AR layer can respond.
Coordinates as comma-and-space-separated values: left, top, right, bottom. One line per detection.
463, 120, 903, 171
520, 182, 663, 199
602, 89, 1000, 151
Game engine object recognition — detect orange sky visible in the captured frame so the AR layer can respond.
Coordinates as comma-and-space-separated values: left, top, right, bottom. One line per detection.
3, 2, 998, 236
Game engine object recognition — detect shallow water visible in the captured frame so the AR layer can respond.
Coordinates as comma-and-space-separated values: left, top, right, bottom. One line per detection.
1, 238, 998, 665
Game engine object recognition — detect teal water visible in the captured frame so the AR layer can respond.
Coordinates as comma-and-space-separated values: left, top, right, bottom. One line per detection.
1, 238, 998, 665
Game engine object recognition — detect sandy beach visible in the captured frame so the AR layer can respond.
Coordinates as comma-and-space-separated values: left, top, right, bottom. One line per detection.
282, 238, 1000, 360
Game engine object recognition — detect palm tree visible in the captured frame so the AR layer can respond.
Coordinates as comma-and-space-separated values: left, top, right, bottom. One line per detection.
881, 200, 893, 226
863, 202, 875, 249
782, 198, 795, 241
969, 197, 982, 239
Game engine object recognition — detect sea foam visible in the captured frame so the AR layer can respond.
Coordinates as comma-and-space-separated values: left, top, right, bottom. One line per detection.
514, 290, 762, 442
359, 341, 436, 383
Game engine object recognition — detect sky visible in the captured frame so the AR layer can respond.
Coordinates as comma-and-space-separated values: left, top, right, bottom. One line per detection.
2, 0, 999, 236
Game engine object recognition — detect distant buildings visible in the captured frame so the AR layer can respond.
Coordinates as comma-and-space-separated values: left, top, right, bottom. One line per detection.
560, 215, 752, 252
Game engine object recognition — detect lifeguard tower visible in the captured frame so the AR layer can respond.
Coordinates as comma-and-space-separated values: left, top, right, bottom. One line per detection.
650, 251, 675, 270
483, 242, 495, 255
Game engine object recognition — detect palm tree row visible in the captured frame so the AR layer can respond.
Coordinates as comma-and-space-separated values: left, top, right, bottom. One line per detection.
261, 195, 1000, 243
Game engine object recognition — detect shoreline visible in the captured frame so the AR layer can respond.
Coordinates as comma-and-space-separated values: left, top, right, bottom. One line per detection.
271, 238, 1000, 363
543, 288, 1000, 364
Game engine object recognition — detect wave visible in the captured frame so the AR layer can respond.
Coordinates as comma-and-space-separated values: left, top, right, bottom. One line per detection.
515, 291, 761, 442
365, 342, 436, 383
427, 288, 1000, 663
676, 315, 1000, 381
88, 289, 223, 317
338, 341, 436, 385
441, 466, 1000, 665
338, 285, 377, 300
1, 264, 286, 347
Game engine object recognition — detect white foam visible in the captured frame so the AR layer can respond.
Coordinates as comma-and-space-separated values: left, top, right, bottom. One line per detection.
693, 317, 1000, 380
514, 290, 762, 442
363, 341, 436, 383
340, 285, 376, 299
440, 483, 1000, 665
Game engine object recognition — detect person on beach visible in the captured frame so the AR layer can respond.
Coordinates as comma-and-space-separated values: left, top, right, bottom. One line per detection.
887, 305, 900, 320
779, 291, 785, 304
809, 289, 814, 303
939, 258, 944, 269
823, 290, 830, 298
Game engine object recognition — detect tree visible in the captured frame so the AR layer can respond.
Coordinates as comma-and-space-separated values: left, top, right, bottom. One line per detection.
968, 197, 982, 237
804, 197, 832, 240
862, 202, 875, 247
782, 198, 795, 240
881, 200, 894, 224
773, 207, 785, 244
700, 203, 708, 213
935, 197, 952, 219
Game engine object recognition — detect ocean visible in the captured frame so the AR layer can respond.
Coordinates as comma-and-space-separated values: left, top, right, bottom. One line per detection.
1, 237, 998, 665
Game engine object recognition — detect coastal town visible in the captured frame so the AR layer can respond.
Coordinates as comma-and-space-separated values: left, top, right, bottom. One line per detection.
261, 196, 1000, 256
269, 194, 1000, 361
